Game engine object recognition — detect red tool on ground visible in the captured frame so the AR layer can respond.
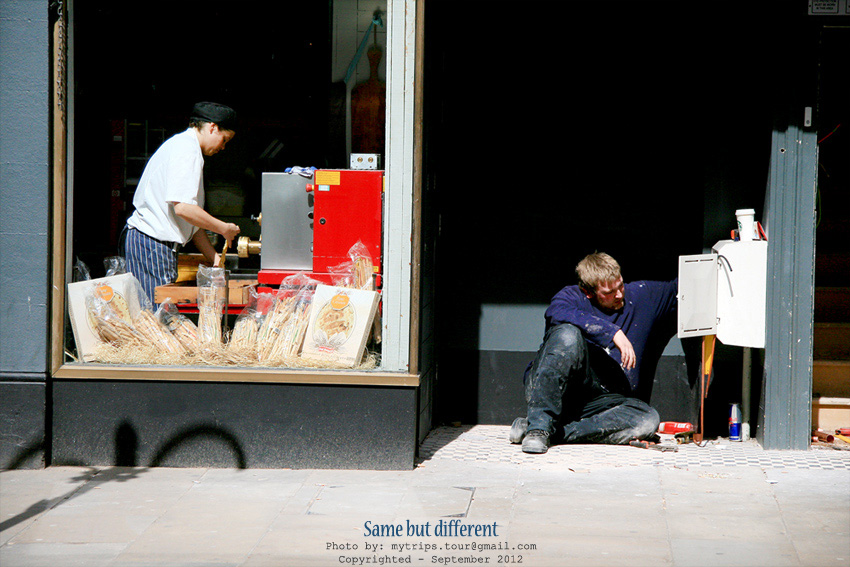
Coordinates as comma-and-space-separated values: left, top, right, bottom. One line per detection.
658, 421, 694, 434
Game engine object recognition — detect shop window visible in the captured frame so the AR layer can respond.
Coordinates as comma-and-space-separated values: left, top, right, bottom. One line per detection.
63, 0, 400, 377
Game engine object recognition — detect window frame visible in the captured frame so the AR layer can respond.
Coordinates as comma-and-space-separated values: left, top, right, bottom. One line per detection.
51, 0, 422, 386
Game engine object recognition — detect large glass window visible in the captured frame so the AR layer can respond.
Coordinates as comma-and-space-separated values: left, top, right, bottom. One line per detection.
65, 1, 396, 375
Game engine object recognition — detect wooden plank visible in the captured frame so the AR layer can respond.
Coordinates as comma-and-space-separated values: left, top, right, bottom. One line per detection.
51, 17, 67, 375
407, 0, 425, 376
155, 280, 258, 305
175, 253, 211, 283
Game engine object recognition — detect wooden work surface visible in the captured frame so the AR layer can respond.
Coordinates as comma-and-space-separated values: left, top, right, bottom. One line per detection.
154, 280, 257, 305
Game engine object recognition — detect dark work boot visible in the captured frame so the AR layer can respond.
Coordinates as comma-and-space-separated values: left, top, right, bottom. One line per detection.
509, 417, 528, 444
522, 430, 550, 454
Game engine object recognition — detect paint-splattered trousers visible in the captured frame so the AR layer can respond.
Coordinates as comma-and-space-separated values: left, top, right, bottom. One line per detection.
523, 323, 659, 445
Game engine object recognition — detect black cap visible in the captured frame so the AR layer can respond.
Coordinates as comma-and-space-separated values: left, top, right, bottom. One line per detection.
190, 101, 237, 131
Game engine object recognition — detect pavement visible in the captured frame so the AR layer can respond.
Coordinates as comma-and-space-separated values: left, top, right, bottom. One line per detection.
1, 424, 849, 567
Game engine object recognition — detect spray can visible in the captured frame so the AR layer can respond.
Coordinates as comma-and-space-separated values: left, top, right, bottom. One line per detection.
658, 422, 694, 434
729, 403, 742, 441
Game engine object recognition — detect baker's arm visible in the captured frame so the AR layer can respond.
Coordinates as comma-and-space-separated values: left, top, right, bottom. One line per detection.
191, 229, 219, 265
172, 202, 240, 243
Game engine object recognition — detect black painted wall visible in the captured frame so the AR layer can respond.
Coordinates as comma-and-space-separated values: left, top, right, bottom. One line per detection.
52, 380, 418, 470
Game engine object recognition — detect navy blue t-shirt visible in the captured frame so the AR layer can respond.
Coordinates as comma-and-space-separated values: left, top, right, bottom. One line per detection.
543, 279, 678, 391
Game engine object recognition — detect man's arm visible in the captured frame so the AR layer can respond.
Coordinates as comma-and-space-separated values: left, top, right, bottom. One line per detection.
191, 228, 219, 265
173, 202, 240, 243
613, 330, 636, 369
545, 286, 621, 348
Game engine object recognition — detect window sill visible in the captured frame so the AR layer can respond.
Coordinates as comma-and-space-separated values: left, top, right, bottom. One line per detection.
54, 363, 419, 387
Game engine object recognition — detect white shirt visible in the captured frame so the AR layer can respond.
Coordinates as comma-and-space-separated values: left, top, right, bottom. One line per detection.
127, 128, 204, 245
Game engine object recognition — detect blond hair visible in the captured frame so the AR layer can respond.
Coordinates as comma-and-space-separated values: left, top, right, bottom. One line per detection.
576, 252, 621, 293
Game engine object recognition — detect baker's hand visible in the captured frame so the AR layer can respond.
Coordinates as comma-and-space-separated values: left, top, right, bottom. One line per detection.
613, 329, 636, 370
221, 222, 240, 243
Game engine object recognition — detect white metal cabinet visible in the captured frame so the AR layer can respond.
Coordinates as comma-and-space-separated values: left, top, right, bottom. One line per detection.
677, 240, 768, 348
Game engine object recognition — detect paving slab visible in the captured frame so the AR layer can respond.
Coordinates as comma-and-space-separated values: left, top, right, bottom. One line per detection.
0, 542, 127, 567
0, 467, 98, 546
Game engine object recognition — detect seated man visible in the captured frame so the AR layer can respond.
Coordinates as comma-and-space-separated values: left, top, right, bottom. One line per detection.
511, 252, 677, 454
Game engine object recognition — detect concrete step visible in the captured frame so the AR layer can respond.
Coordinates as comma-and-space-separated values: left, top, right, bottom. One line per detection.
814, 287, 850, 323
813, 322, 850, 361
813, 360, 850, 398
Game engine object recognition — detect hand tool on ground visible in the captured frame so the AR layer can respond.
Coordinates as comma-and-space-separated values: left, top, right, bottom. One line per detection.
629, 439, 678, 452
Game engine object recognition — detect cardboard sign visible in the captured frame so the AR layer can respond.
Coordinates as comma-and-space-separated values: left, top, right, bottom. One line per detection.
301, 284, 380, 367
67, 274, 145, 362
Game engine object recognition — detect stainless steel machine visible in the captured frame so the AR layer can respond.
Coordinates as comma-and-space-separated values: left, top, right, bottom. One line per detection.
237, 170, 384, 287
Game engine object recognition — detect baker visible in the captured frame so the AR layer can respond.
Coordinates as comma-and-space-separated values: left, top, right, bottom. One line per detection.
123, 101, 241, 304
510, 252, 678, 454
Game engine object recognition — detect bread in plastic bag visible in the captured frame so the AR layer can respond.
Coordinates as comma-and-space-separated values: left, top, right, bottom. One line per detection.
256, 272, 318, 362
196, 265, 226, 346
157, 300, 200, 353
328, 240, 375, 291
85, 286, 145, 348
228, 286, 267, 354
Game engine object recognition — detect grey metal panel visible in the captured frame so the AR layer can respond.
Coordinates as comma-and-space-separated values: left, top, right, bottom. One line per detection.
260, 173, 313, 271
0, 0, 50, 375
677, 254, 718, 338
759, 121, 818, 451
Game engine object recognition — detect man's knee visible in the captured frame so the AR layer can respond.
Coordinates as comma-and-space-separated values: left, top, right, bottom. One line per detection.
545, 324, 585, 357
637, 405, 660, 437
624, 401, 660, 440
601, 400, 659, 444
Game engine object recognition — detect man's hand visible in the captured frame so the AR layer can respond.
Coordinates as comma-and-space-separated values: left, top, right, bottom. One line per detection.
221, 222, 240, 244
613, 329, 636, 369
173, 203, 240, 243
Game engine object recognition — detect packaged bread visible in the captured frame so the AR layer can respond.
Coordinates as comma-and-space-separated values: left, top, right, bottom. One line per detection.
157, 300, 199, 353
228, 287, 265, 353
133, 309, 186, 354
256, 272, 318, 363
196, 265, 226, 347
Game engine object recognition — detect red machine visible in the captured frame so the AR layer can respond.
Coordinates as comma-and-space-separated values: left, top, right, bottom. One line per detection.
255, 169, 383, 288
